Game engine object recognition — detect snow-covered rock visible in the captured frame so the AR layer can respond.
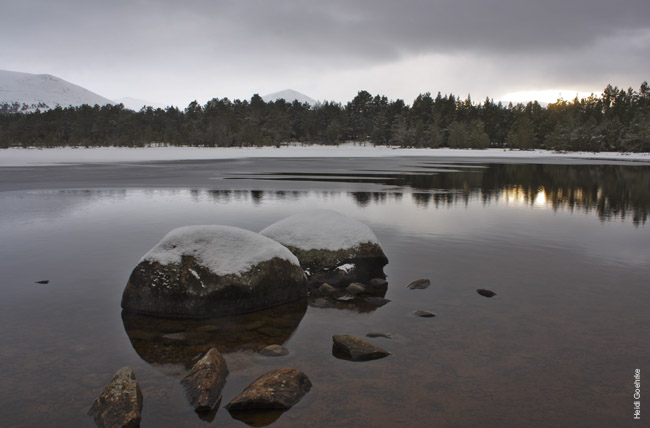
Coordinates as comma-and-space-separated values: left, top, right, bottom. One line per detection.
121, 225, 307, 318
0, 69, 113, 113
260, 210, 388, 287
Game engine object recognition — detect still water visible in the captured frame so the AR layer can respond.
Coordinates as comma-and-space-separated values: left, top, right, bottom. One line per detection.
0, 158, 648, 427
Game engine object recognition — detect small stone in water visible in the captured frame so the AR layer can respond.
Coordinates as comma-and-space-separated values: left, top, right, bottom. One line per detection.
366, 332, 392, 339
413, 310, 436, 318
259, 344, 289, 357
332, 334, 390, 361
477, 289, 497, 297
407, 279, 430, 289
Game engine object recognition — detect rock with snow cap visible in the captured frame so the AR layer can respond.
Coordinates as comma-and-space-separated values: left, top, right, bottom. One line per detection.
121, 225, 307, 318
260, 210, 388, 287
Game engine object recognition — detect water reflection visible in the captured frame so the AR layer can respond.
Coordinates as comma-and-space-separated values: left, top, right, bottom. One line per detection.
121, 298, 307, 372
221, 163, 650, 225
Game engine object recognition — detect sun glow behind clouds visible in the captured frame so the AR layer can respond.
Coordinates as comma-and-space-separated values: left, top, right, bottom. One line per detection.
499, 89, 596, 105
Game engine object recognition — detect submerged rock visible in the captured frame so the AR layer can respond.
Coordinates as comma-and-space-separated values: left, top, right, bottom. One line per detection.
88, 366, 143, 428
259, 344, 289, 357
121, 226, 307, 318
366, 332, 392, 339
332, 334, 391, 361
407, 279, 430, 290
477, 288, 497, 298
413, 310, 436, 318
260, 210, 388, 287
181, 348, 228, 413
122, 299, 307, 370
225, 368, 312, 411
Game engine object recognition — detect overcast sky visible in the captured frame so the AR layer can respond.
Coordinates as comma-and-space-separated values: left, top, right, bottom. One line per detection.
2, 0, 649, 106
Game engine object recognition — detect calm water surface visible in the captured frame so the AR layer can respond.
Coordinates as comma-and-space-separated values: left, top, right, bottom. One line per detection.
0, 158, 648, 427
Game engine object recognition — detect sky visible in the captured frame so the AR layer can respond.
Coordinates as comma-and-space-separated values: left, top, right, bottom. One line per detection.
1, 0, 649, 107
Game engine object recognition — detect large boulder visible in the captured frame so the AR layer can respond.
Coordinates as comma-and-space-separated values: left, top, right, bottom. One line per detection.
260, 210, 388, 287
121, 226, 307, 318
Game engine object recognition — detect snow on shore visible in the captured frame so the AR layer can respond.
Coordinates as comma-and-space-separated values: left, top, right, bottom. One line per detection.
1, 144, 649, 167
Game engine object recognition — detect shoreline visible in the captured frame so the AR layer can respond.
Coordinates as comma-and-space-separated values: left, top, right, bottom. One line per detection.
2, 144, 650, 167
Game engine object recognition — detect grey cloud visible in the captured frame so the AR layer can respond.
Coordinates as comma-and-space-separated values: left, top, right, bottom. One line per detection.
3, 0, 650, 63
1, 0, 647, 105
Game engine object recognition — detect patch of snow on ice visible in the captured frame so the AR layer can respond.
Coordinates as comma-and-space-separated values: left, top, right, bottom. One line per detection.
260, 209, 380, 251
142, 225, 299, 276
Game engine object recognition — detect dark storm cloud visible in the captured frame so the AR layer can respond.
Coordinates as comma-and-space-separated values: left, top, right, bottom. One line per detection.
1, 0, 648, 104
3, 0, 649, 63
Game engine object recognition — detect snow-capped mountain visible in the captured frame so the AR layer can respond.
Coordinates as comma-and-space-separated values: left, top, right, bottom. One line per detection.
262, 89, 316, 105
0, 69, 113, 113
113, 97, 167, 111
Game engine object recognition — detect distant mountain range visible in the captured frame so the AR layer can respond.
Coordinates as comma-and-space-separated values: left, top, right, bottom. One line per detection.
262, 89, 316, 105
0, 70, 113, 113
1, 69, 318, 113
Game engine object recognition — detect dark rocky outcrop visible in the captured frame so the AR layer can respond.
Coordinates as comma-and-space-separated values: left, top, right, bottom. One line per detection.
225, 368, 312, 411
332, 334, 391, 361
181, 348, 229, 413
121, 226, 307, 318
88, 366, 143, 428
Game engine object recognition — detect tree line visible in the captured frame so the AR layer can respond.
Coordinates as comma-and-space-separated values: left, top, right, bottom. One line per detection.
1, 82, 648, 151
